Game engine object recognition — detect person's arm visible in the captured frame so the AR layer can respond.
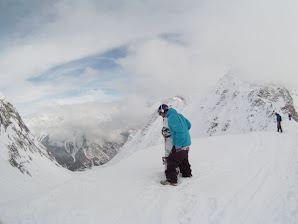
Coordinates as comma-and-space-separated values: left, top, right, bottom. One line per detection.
184, 117, 191, 130
168, 115, 185, 148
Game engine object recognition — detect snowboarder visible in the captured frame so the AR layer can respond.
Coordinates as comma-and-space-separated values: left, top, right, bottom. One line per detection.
157, 104, 192, 186
289, 113, 291, 120
275, 112, 283, 133
160, 104, 173, 170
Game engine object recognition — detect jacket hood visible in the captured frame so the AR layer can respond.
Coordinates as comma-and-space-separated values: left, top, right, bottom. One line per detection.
165, 108, 177, 118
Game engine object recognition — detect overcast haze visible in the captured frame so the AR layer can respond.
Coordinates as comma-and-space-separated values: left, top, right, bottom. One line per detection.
0, 0, 298, 117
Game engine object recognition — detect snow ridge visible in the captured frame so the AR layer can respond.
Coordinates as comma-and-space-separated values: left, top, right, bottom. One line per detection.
114, 74, 298, 164
191, 74, 297, 137
0, 99, 60, 176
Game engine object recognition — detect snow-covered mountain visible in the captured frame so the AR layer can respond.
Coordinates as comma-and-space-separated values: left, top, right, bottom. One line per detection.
291, 89, 298, 112
1, 116, 298, 224
1, 74, 298, 224
191, 74, 298, 137
24, 109, 131, 171
0, 99, 72, 204
22, 74, 298, 172
0, 99, 62, 176
113, 74, 298, 163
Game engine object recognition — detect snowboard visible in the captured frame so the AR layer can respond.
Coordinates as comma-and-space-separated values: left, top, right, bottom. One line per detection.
162, 117, 172, 170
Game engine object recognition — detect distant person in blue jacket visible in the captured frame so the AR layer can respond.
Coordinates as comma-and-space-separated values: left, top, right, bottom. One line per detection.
288, 113, 291, 120
158, 104, 192, 186
275, 112, 283, 133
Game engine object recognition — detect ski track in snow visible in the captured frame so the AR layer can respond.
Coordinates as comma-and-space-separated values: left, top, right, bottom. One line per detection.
1, 121, 298, 224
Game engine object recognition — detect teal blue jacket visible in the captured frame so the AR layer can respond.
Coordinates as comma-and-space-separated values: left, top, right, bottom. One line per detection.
165, 108, 191, 148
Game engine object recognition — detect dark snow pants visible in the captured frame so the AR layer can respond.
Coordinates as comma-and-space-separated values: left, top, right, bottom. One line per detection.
277, 122, 283, 132
165, 147, 192, 184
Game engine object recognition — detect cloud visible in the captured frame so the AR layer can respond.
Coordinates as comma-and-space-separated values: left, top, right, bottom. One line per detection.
26, 95, 157, 145
118, 38, 219, 100
186, 0, 298, 87
80, 67, 101, 83
0, 91, 5, 99
54, 89, 106, 105
117, 0, 298, 99
3, 49, 128, 115
0, 0, 298, 117
0, 0, 197, 86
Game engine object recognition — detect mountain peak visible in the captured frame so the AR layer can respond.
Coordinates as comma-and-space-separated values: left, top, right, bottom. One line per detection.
0, 99, 62, 176
116, 76, 298, 158
219, 72, 242, 85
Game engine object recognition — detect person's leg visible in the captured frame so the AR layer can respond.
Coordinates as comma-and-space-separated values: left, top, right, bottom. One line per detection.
165, 147, 189, 183
178, 150, 192, 177
165, 149, 179, 183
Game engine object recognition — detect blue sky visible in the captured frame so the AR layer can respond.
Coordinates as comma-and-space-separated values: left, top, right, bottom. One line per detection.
0, 0, 298, 116
28, 47, 129, 100
15, 46, 130, 114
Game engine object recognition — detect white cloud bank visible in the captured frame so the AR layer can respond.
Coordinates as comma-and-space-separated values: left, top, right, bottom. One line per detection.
119, 0, 298, 101
0, 0, 297, 116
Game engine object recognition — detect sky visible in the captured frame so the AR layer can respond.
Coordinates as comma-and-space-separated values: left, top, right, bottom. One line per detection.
0, 0, 298, 116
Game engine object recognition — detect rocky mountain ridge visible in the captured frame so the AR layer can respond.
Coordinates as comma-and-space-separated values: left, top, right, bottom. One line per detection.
114, 74, 298, 162
24, 111, 131, 171
195, 74, 298, 137
0, 99, 61, 176
41, 133, 124, 171
6, 74, 297, 173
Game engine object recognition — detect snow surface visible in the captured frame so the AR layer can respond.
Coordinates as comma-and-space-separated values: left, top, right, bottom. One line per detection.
0, 126, 72, 203
292, 90, 298, 112
1, 119, 298, 224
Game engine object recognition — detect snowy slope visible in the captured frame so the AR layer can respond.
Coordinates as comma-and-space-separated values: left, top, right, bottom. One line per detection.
190, 74, 298, 137
1, 75, 298, 224
0, 100, 72, 203
22, 74, 298, 172
111, 95, 190, 163
1, 120, 297, 224
292, 89, 298, 112
112, 75, 298, 164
